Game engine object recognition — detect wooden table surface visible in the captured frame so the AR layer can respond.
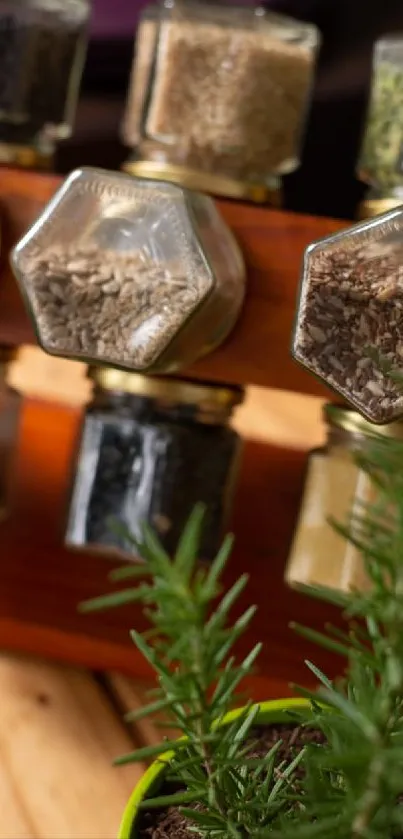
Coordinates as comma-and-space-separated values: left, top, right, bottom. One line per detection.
0, 167, 348, 706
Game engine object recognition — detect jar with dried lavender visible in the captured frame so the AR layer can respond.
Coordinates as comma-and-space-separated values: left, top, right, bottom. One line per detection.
0, 348, 22, 521
292, 207, 403, 425
285, 404, 402, 594
358, 37, 403, 199
121, 2, 319, 202
11, 167, 245, 374
0, 0, 90, 169
65, 368, 244, 561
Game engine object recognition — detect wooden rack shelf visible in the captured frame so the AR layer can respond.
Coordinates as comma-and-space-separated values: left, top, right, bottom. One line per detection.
0, 166, 347, 701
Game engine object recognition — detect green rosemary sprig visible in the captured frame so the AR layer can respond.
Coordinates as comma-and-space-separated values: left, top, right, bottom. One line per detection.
81, 504, 299, 837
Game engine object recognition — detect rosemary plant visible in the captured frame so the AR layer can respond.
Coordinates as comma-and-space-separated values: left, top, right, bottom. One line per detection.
80, 431, 403, 838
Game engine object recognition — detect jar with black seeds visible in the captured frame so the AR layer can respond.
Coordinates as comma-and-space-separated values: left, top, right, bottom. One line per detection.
65, 368, 244, 561
292, 207, 403, 424
0, 0, 90, 167
0, 348, 22, 521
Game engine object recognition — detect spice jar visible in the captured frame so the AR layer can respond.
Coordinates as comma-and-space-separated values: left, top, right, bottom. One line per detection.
0, 0, 90, 169
292, 207, 403, 425
11, 167, 245, 374
121, 2, 319, 203
0, 348, 22, 521
65, 368, 244, 561
285, 403, 402, 594
358, 37, 403, 202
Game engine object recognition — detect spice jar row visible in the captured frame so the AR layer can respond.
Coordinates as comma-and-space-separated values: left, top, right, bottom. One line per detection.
285, 403, 401, 596
0, 0, 90, 168
11, 167, 246, 375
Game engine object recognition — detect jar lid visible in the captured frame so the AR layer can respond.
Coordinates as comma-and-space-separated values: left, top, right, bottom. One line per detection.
324, 403, 403, 440
90, 367, 244, 411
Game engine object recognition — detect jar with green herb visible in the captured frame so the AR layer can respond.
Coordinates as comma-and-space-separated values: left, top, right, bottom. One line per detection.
65, 368, 244, 561
0, 0, 90, 169
358, 36, 403, 199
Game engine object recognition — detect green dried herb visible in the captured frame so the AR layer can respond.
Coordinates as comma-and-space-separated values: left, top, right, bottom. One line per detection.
359, 60, 403, 192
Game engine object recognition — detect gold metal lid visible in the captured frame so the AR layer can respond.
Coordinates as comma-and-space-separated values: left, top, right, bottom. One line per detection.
324, 403, 403, 440
357, 196, 403, 220
89, 367, 244, 411
0, 143, 53, 171
122, 158, 281, 207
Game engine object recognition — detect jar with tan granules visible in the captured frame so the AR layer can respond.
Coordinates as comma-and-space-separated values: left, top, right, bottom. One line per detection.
121, 2, 320, 203
10, 167, 245, 374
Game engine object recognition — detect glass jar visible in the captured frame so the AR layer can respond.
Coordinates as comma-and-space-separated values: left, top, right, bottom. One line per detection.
292, 206, 403, 425
285, 403, 402, 594
0, 0, 90, 169
121, 2, 319, 202
65, 368, 244, 561
358, 37, 403, 201
0, 348, 22, 521
11, 167, 246, 374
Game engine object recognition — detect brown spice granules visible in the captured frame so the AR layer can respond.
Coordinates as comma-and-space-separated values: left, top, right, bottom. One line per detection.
293, 241, 403, 423
124, 18, 315, 182
20, 244, 212, 370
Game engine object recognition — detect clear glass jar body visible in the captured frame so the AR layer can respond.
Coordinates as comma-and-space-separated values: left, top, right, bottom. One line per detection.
285, 405, 399, 594
11, 167, 245, 374
65, 377, 244, 561
0, 0, 90, 160
292, 205, 403, 424
121, 2, 319, 194
0, 375, 21, 521
358, 37, 403, 197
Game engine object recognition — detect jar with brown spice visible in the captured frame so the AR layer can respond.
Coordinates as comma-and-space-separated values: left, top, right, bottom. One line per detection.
0, 0, 90, 170
285, 404, 401, 594
121, 2, 319, 203
0, 348, 22, 521
292, 207, 403, 425
65, 368, 244, 561
11, 167, 245, 374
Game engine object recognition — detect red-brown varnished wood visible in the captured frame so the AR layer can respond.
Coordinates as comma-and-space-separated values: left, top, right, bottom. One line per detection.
0, 396, 343, 699
0, 167, 346, 395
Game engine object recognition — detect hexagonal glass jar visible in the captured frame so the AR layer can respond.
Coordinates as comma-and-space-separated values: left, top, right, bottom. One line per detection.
292, 207, 403, 424
0, 0, 90, 167
121, 2, 319, 201
11, 167, 246, 374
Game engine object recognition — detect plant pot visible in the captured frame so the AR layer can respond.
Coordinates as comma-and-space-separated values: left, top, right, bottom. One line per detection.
118, 697, 311, 839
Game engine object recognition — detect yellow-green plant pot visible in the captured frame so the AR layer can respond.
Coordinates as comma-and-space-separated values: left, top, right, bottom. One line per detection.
118, 697, 311, 839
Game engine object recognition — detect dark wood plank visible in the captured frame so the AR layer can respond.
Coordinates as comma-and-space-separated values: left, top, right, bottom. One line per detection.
0, 167, 345, 395
0, 396, 343, 699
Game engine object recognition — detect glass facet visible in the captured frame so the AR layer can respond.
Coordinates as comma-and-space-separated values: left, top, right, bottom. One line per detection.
292, 208, 403, 424
11, 167, 245, 373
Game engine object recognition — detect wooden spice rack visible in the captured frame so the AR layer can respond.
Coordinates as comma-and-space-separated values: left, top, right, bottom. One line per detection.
0, 166, 348, 700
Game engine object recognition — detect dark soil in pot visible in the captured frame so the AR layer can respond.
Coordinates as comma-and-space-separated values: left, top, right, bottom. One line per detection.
137, 724, 325, 839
